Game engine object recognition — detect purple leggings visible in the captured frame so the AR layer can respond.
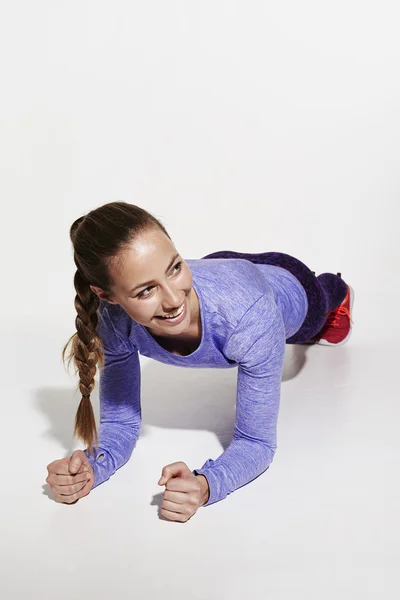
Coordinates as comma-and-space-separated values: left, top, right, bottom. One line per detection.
201, 250, 348, 344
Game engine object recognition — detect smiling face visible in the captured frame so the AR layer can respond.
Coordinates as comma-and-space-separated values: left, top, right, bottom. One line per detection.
90, 227, 199, 338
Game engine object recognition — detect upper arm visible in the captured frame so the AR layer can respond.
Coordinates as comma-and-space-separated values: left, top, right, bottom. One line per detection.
225, 293, 286, 447
97, 303, 142, 426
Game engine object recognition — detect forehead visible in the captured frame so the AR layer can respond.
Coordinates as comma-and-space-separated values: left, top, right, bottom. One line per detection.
112, 229, 177, 288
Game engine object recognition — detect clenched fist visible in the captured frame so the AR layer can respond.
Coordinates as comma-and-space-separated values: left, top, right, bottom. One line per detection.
46, 450, 94, 504
158, 461, 210, 522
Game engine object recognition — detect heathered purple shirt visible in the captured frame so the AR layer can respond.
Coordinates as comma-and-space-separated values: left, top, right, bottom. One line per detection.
84, 258, 308, 506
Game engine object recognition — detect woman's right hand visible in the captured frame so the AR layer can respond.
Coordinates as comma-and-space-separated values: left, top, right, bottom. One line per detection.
46, 449, 94, 504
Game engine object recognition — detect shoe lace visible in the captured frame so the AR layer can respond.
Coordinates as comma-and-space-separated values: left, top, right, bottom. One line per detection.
327, 304, 353, 328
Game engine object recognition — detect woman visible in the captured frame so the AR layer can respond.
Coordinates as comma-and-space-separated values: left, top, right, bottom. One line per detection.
46, 202, 354, 522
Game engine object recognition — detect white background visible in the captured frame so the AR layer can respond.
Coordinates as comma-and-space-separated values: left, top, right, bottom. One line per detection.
1, 2, 399, 599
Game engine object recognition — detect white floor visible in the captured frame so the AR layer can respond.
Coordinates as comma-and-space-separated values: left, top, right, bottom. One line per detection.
1, 0, 399, 595
1, 290, 398, 600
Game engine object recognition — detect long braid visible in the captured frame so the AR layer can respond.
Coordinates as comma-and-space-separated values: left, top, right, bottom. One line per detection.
62, 202, 171, 459
62, 219, 105, 456
71, 269, 102, 454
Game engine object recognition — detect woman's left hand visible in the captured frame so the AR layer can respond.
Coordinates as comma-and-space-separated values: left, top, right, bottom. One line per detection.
158, 461, 209, 522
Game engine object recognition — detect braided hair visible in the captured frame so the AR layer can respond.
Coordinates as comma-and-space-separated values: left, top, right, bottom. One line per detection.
62, 202, 170, 456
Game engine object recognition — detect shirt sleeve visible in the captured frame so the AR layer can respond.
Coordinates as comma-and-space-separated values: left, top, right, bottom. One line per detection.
83, 304, 142, 488
193, 292, 286, 505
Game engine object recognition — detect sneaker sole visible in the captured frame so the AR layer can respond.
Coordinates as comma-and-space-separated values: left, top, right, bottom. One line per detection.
317, 285, 355, 346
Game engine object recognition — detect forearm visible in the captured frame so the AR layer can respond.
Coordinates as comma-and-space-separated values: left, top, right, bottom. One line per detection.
194, 437, 276, 506
84, 345, 142, 488
84, 421, 141, 487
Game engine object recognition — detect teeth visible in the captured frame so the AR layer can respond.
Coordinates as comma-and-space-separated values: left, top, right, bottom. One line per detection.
160, 303, 184, 319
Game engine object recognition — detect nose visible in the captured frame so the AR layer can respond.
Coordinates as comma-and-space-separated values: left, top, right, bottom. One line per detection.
161, 284, 183, 310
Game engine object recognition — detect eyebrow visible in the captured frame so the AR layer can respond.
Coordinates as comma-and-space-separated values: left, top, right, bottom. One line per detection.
128, 253, 180, 295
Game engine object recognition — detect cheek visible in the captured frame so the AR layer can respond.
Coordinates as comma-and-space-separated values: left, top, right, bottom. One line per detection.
142, 298, 160, 316
128, 298, 159, 321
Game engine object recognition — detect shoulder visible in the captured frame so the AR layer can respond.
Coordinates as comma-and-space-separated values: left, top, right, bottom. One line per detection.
185, 259, 286, 364
96, 300, 134, 353
185, 258, 271, 325
186, 258, 268, 295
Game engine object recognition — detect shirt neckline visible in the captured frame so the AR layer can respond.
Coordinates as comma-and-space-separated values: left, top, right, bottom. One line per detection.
141, 278, 205, 360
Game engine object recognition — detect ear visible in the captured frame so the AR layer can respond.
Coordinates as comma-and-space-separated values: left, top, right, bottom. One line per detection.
90, 285, 117, 305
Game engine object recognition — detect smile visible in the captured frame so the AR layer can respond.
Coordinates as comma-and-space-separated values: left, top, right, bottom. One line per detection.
155, 300, 187, 324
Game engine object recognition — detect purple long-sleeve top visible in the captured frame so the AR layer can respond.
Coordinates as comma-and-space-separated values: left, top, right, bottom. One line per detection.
83, 258, 308, 506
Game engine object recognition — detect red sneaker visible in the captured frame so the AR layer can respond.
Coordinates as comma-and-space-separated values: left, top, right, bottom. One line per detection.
317, 284, 355, 346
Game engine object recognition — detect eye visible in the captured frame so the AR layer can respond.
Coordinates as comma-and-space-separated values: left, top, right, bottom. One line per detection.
137, 286, 154, 299
172, 261, 182, 273
135, 262, 182, 299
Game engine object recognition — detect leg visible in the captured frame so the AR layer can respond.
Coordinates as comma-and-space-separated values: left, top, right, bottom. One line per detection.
316, 272, 348, 313
201, 250, 348, 344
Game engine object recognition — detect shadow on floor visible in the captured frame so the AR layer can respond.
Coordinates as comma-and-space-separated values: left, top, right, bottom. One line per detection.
36, 343, 313, 463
